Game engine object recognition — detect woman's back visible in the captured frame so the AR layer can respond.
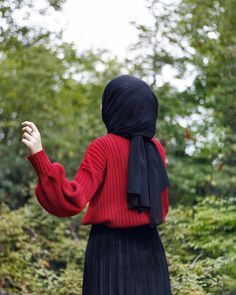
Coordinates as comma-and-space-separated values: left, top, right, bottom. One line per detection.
82, 132, 169, 228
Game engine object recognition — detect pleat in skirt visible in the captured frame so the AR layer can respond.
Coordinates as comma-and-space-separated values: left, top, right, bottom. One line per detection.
82, 223, 172, 295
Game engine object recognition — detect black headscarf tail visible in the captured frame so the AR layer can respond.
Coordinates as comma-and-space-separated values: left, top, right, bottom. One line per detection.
101, 74, 170, 227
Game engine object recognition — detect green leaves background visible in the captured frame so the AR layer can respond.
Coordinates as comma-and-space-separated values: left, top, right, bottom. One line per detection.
0, 0, 235, 294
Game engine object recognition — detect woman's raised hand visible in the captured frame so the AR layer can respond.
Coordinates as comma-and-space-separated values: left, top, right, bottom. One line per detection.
21, 121, 43, 155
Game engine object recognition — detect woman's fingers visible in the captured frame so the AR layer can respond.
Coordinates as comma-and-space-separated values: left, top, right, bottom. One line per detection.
22, 131, 34, 141
21, 121, 39, 133
22, 126, 33, 135
21, 121, 43, 155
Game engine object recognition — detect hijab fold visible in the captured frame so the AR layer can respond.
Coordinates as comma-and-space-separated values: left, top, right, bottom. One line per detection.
101, 75, 170, 227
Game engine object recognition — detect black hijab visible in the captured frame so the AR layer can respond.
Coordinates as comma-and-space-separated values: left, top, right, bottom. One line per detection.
101, 74, 170, 227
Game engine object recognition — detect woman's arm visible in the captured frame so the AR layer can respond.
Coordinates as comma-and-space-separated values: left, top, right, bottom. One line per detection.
27, 138, 107, 217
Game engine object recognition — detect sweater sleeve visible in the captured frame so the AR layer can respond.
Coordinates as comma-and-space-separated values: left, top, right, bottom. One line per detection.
27, 138, 107, 217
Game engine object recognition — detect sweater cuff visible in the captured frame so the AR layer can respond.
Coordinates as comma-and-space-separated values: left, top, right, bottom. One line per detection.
27, 149, 52, 178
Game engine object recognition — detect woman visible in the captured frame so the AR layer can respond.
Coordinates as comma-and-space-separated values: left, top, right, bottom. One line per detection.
21, 74, 172, 295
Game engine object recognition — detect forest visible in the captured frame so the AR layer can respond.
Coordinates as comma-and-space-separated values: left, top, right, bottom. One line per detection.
0, 0, 235, 294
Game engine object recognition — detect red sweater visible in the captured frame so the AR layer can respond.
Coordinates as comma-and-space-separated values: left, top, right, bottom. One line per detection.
27, 133, 169, 228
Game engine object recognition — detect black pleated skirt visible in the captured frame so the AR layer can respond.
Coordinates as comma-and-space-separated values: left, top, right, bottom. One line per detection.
82, 223, 172, 295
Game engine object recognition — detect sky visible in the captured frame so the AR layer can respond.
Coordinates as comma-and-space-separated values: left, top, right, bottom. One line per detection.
60, 0, 196, 91
62, 0, 151, 60
14, 0, 196, 91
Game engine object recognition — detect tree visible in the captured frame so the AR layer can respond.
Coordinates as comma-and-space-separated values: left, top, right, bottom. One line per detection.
0, 0, 123, 208
126, 0, 236, 204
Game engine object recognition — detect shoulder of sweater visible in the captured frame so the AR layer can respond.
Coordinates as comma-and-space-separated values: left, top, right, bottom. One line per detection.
88, 134, 130, 158
89, 134, 109, 146
87, 134, 110, 154
89, 133, 126, 147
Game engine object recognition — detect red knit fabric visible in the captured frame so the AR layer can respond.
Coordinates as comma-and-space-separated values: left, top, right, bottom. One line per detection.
27, 133, 169, 228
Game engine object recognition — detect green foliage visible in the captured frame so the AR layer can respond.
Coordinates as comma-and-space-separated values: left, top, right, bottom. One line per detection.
175, 0, 236, 200
0, 195, 235, 294
127, 0, 236, 205
0, 199, 88, 294
0, 0, 123, 209
160, 195, 236, 294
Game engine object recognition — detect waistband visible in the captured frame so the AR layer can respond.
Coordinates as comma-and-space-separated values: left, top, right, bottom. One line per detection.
90, 223, 158, 234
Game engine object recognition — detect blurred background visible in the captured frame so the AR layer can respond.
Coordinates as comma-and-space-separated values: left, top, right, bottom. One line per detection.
0, 0, 235, 294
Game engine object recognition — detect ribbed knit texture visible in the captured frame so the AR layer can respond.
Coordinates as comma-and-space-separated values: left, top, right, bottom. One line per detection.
27, 133, 169, 228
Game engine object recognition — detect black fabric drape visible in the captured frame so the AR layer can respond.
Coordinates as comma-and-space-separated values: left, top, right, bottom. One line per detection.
101, 74, 170, 227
